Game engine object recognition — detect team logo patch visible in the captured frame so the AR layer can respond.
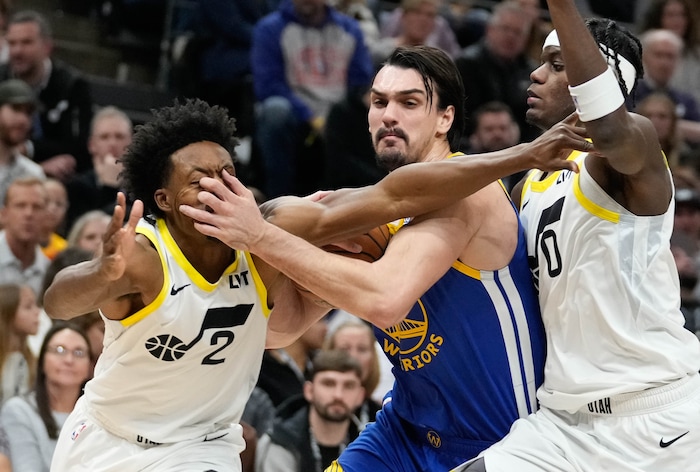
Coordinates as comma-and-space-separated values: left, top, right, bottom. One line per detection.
380, 300, 444, 371
426, 430, 441, 448
71, 422, 87, 441
145, 305, 254, 362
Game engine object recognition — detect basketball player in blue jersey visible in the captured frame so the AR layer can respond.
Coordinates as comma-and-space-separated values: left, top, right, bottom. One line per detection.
180, 46, 582, 471
42, 99, 335, 472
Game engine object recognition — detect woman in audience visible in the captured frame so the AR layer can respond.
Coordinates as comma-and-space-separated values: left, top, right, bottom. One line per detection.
1, 322, 92, 472
0, 283, 39, 406
324, 319, 382, 431
65, 210, 110, 254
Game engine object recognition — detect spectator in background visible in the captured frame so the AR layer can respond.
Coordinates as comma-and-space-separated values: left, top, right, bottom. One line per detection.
251, 0, 374, 198
323, 319, 382, 432
374, 0, 461, 66
39, 178, 68, 260
332, 0, 381, 52
0, 283, 38, 406
515, 0, 553, 64
0, 0, 11, 66
65, 210, 110, 255
323, 86, 386, 189
634, 29, 700, 120
0, 78, 45, 208
0, 177, 50, 295
634, 91, 694, 170
1, 321, 92, 472
639, 0, 700, 106
456, 1, 540, 141
1, 10, 94, 182
257, 318, 328, 408
255, 350, 365, 472
462, 101, 522, 190
65, 106, 132, 232
195, 0, 277, 172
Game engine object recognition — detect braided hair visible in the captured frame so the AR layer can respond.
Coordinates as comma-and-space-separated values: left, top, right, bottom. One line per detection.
586, 18, 644, 101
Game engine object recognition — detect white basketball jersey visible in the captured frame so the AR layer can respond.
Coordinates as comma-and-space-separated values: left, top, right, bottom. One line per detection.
519, 152, 700, 412
83, 218, 270, 444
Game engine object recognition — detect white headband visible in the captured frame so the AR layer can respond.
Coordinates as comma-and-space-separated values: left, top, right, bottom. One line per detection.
542, 30, 636, 95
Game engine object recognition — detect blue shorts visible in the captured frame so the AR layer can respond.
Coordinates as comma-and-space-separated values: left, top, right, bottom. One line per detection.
331, 400, 492, 472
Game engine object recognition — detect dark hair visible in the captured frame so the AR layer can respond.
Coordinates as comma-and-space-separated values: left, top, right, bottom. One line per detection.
585, 18, 644, 100
35, 321, 92, 439
121, 98, 238, 218
640, 0, 699, 49
384, 46, 465, 151
473, 101, 516, 123
308, 349, 363, 381
9, 10, 52, 39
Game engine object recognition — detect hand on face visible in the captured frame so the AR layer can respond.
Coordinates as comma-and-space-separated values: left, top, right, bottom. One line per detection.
178, 170, 267, 252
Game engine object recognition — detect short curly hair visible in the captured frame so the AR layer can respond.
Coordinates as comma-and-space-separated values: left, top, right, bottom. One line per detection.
121, 98, 239, 218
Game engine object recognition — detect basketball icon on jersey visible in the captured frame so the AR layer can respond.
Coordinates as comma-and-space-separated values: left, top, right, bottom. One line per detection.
145, 304, 254, 362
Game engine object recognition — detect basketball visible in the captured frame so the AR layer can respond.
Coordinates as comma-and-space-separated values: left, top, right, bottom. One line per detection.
322, 224, 392, 262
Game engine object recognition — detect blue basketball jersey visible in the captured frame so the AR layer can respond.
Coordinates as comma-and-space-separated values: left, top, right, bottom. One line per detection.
374, 200, 545, 444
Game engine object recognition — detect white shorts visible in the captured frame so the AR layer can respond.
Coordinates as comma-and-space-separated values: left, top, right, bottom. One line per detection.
51, 398, 245, 472
452, 374, 700, 472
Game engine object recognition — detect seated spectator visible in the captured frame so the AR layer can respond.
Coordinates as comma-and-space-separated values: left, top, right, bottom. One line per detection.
0, 79, 45, 208
40, 178, 68, 260
255, 350, 365, 472
0, 283, 39, 406
373, 0, 461, 66
323, 319, 382, 431
1, 321, 92, 472
65, 106, 132, 231
455, 1, 539, 141
1, 10, 94, 181
65, 210, 111, 255
251, 0, 374, 197
639, 0, 700, 105
632, 29, 700, 145
634, 91, 694, 170
0, 177, 50, 296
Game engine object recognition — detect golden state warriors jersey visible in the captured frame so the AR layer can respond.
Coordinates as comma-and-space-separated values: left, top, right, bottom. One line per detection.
375, 198, 545, 443
519, 153, 700, 412
83, 218, 270, 444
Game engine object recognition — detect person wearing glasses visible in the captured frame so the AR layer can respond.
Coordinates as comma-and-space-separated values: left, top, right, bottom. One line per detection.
1, 321, 92, 472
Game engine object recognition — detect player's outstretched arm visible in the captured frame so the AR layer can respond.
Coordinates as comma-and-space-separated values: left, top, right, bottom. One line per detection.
180, 115, 590, 247
546, 0, 662, 177
44, 193, 148, 320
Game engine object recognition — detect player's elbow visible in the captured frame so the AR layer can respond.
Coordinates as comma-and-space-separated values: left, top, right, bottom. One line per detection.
363, 298, 412, 330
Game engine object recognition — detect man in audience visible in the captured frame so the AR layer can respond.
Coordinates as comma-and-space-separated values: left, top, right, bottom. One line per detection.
251, 0, 374, 198
65, 106, 132, 231
0, 10, 94, 181
256, 350, 365, 472
0, 79, 45, 208
0, 177, 49, 295
456, 1, 540, 141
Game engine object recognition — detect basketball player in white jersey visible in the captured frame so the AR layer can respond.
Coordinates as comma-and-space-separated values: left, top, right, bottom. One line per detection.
448, 0, 700, 470
43, 99, 334, 472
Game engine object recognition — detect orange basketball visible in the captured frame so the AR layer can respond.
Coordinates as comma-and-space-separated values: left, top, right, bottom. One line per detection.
322, 224, 392, 262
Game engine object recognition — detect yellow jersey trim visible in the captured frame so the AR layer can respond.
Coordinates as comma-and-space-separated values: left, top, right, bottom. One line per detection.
121, 223, 170, 327
244, 252, 271, 318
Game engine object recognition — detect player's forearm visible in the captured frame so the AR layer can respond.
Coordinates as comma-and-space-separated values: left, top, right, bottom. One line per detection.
43, 260, 120, 320
251, 223, 412, 328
